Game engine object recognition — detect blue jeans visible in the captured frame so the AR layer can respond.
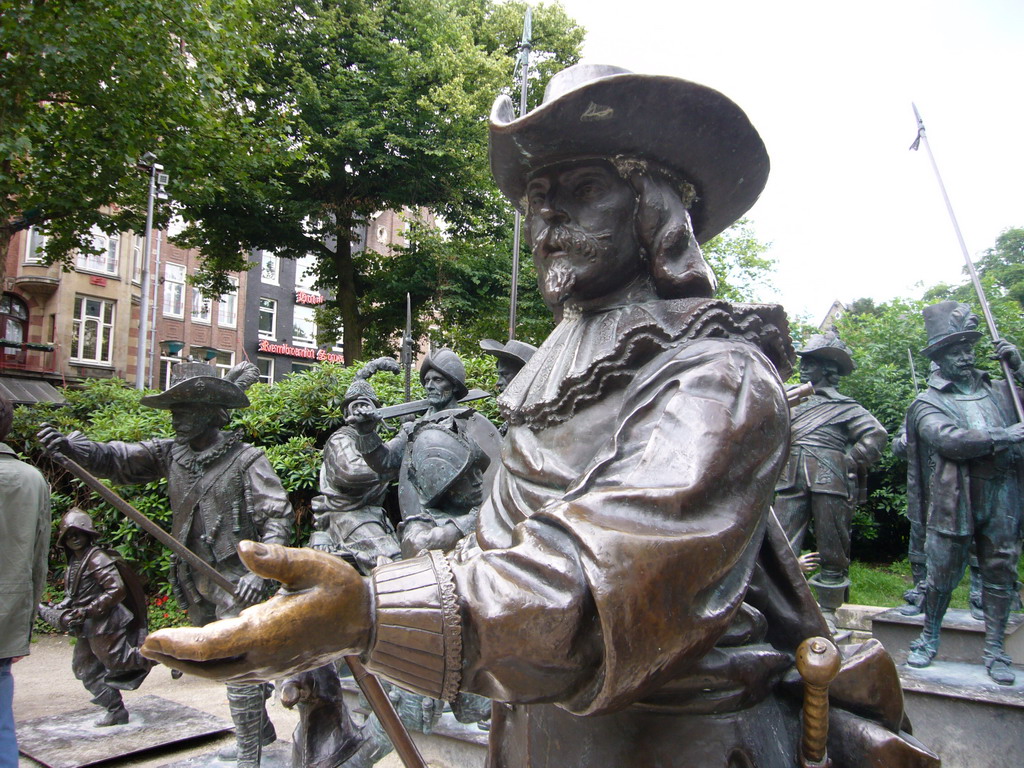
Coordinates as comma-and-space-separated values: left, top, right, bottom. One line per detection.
0, 658, 16, 768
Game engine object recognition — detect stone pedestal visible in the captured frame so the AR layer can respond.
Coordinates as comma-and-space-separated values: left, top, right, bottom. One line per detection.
16, 694, 231, 768
871, 607, 1024, 665
898, 661, 1024, 768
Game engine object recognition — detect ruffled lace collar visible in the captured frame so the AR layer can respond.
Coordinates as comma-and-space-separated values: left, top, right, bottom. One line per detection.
499, 297, 793, 430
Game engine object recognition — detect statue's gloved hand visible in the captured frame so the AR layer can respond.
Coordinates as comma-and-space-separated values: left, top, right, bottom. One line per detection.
62, 608, 85, 632
993, 339, 1023, 371
37, 424, 73, 456
233, 571, 267, 607
345, 400, 382, 436
142, 542, 371, 684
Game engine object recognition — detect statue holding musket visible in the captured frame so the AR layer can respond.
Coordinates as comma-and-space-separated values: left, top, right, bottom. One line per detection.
141, 65, 938, 767
309, 358, 402, 572
902, 301, 1024, 684
37, 509, 153, 726
774, 332, 887, 631
38, 360, 293, 766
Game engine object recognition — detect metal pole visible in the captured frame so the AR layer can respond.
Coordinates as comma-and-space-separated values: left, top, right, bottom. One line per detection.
135, 163, 157, 389
911, 104, 1024, 421
508, 7, 532, 341
907, 348, 920, 395
148, 229, 163, 389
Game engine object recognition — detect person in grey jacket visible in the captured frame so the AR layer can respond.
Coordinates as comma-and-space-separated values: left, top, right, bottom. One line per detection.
0, 393, 51, 768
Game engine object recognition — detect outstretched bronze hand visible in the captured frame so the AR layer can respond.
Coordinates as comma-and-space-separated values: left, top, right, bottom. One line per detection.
142, 541, 371, 684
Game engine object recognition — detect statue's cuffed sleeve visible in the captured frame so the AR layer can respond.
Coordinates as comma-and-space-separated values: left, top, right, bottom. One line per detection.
847, 408, 887, 467
72, 436, 172, 485
246, 455, 294, 545
367, 551, 462, 701
356, 426, 408, 479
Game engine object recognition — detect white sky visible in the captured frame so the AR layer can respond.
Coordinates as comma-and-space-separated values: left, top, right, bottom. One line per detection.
554, 0, 1024, 324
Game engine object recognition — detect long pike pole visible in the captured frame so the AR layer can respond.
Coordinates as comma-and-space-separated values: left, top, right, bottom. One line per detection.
47, 450, 428, 768
907, 348, 920, 395
910, 104, 1024, 421
508, 7, 532, 341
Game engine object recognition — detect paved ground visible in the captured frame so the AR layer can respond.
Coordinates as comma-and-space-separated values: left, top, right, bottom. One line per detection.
10, 635, 432, 768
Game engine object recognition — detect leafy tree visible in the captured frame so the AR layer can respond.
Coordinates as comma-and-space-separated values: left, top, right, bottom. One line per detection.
0, 0, 266, 274
702, 218, 776, 303
176, 0, 584, 362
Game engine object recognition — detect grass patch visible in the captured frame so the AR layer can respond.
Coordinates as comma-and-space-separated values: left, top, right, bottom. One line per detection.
847, 557, 1024, 608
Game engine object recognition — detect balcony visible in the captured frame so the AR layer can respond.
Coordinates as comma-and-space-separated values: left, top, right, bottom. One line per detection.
14, 262, 62, 299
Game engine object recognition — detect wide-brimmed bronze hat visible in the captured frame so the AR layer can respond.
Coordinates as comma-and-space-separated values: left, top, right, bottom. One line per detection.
479, 338, 537, 368
921, 300, 983, 359
489, 63, 769, 245
140, 360, 250, 410
797, 332, 855, 376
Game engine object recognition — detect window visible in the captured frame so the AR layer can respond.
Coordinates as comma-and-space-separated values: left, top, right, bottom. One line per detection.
211, 349, 234, 377
291, 361, 314, 375
292, 305, 316, 346
24, 227, 46, 264
258, 298, 277, 338
191, 287, 211, 324
261, 252, 280, 285
132, 235, 144, 283
71, 296, 115, 364
376, 225, 389, 244
217, 277, 238, 328
295, 254, 317, 290
76, 227, 119, 275
0, 294, 28, 364
163, 264, 185, 318
256, 356, 274, 384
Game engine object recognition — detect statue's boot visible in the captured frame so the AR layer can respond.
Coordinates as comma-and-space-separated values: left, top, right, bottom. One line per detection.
982, 589, 1016, 686
226, 683, 276, 768
899, 562, 927, 616
91, 688, 129, 727
907, 588, 951, 668
808, 574, 848, 635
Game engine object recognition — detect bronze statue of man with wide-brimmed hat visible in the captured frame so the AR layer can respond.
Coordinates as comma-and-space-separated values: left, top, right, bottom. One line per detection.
141, 65, 937, 767
901, 300, 1024, 684
774, 331, 887, 631
39, 360, 293, 766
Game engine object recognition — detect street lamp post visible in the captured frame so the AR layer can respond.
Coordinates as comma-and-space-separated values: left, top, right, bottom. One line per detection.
135, 153, 168, 390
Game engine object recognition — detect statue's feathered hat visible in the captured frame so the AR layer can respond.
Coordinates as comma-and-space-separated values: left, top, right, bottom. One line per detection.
343, 357, 400, 408
489, 63, 769, 246
921, 301, 983, 359
140, 360, 259, 409
797, 331, 856, 376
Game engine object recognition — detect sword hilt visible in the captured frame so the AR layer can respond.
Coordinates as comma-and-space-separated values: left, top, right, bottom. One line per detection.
797, 635, 841, 768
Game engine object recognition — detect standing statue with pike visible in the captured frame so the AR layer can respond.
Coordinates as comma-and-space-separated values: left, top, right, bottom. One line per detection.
901, 301, 1024, 684
39, 360, 293, 768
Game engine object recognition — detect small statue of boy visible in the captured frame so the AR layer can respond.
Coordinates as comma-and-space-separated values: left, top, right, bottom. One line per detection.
38, 509, 153, 726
